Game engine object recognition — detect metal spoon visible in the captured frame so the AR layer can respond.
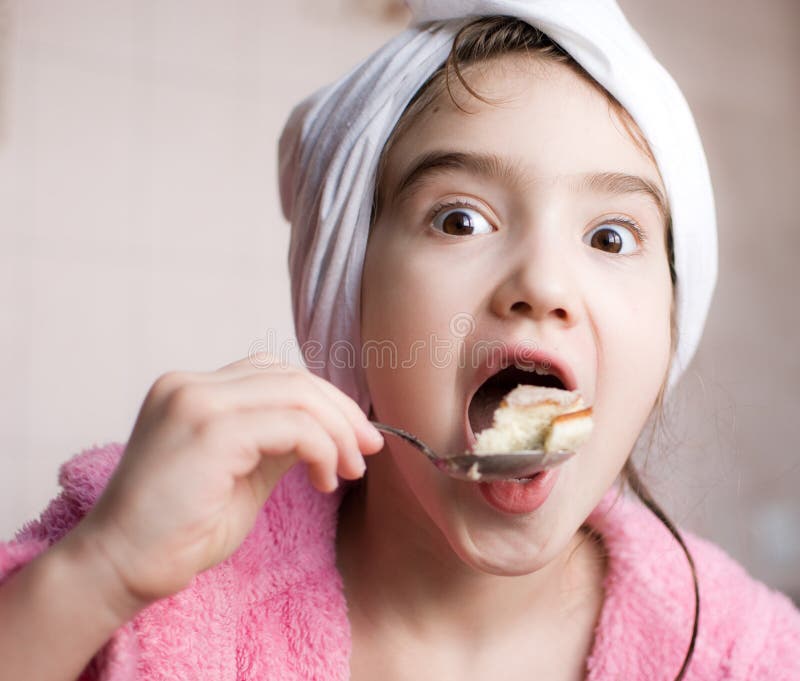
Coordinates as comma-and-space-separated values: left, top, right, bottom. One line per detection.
371, 421, 577, 482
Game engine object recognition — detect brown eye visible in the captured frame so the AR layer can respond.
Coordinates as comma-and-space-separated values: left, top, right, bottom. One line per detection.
590, 228, 622, 253
432, 207, 493, 237
584, 222, 638, 255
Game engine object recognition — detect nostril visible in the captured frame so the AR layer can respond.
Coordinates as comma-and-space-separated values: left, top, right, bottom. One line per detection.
509, 302, 568, 320
510, 301, 531, 313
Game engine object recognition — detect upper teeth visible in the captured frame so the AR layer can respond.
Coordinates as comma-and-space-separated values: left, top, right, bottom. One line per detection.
515, 363, 553, 376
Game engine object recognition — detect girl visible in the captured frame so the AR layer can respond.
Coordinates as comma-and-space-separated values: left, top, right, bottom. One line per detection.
2, 3, 799, 680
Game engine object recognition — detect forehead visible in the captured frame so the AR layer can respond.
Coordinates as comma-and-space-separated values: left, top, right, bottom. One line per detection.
381, 55, 666, 201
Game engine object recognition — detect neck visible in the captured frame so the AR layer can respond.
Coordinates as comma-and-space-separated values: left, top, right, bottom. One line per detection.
335, 453, 606, 646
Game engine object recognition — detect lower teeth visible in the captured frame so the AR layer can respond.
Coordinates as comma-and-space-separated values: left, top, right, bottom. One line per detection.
511, 472, 542, 483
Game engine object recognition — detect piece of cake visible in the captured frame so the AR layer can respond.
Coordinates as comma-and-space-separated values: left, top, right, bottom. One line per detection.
472, 385, 593, 454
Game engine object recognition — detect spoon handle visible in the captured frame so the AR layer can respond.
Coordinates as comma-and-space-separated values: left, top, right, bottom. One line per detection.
370, 421, 440, 462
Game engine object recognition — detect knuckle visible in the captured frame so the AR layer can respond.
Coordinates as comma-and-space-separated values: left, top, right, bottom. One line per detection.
191, 416, 240, 460
294, 416, 335, 460
339, 391, 362, 413
320, 432, 341, 462
254, 366, 307, 401
332, 428, 358, 458
250, 353, 280, 374
314, 439, 339, 468
148, 371, 187, 402
280, 376, 308, 411
164, 383, 217, 424
287, 408, 317, 434
194, 410, 235, 447
283, 367, 310, 389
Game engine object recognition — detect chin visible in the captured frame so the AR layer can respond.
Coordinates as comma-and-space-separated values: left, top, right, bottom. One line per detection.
431, 502, 566, 575
446, 533, 559, 576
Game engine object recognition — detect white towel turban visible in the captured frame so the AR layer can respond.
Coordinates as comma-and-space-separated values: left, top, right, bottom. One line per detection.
278, 0, 717, 414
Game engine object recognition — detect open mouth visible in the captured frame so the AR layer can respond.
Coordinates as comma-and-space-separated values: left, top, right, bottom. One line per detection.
467, 364, 566, 438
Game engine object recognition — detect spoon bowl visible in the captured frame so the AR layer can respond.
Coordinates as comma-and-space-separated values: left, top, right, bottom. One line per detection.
371, 421, 576, 482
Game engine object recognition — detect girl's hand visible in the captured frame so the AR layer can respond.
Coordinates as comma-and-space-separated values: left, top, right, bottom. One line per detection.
74, 358, 383, 610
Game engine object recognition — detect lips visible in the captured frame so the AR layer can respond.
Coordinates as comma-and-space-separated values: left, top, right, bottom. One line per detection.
463, 342, 578, 447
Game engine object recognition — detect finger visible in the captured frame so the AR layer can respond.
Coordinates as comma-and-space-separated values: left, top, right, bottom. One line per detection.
210, 358, 382, 454
238, 372, 369, 480
164, 372, 368, 480
305, 374, 384, 454
197, 408, 342, 494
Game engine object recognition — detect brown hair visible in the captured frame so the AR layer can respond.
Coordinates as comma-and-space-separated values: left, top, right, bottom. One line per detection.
371, 16, 696, 680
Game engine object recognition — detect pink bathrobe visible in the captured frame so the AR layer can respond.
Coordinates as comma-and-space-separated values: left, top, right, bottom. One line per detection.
2, 442, 799, 680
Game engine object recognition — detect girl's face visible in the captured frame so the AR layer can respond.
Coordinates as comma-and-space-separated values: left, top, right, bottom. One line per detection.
360, 56, 672, 575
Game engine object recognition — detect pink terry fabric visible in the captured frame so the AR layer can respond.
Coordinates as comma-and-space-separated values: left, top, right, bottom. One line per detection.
2, 442, 799, 680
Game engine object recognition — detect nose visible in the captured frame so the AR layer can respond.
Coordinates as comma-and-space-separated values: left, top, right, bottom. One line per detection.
489, 240, 582, 327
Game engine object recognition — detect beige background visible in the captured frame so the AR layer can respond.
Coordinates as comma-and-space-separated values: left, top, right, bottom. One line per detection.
1, 1, 798, 603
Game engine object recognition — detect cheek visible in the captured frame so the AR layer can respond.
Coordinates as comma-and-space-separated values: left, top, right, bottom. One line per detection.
361, 229, 447, 342
591, 268, 672, 453
611, 296, 670, 377
360, 230, 469, 447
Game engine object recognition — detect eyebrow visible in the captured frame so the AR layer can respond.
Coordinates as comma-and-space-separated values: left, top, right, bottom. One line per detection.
393, 150, 669, 221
